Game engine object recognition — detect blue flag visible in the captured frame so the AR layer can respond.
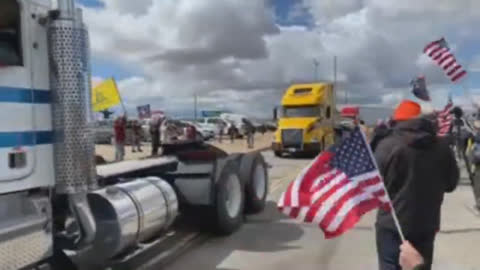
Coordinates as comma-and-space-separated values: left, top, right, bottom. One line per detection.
411, 76, 430, 101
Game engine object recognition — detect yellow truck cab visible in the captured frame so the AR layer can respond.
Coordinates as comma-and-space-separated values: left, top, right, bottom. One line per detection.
272, 83, 336, 156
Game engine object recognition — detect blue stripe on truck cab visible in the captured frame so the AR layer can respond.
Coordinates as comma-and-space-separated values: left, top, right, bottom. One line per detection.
0, 131, 54, 147
0, 86, 51, 104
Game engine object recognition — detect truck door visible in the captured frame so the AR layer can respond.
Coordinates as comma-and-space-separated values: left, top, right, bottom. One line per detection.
0, 0, 51, 183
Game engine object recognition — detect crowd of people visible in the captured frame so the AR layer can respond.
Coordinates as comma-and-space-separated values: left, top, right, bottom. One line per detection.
112, 114, 172, 161
109, 99, 466, 269
112, 116, 143, 162
110, 115, 262, 162
216, 118, 257, 149
334, 99, 474, 269
365, 99, 460, 270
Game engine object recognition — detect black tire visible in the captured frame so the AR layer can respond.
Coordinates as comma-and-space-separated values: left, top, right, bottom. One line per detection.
48, 249, 79, 270
239, 153, 268, 214
274, 150, 282, 157
226, 153, 244, 164
213, 160, 245, 235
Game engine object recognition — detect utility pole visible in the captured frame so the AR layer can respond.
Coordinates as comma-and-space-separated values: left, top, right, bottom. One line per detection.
313, 58, 319, 82
345, 87, 348, 104
194, 93, 198, 121
337, 55, 347, 104
333, 55, 337, 113
333, 56, 337, 87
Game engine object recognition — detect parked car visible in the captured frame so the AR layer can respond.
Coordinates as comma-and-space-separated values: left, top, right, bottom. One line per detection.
185, 121, 215, 141
264, 121, 277, 132
251, 120, 267, 134
196, 117, 230, 135
94, 120, 114, 144
220, 113, 248, 137
161, 119, 203, 144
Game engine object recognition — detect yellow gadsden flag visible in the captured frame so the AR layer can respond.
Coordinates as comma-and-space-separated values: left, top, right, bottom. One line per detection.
92, 78, 121, 112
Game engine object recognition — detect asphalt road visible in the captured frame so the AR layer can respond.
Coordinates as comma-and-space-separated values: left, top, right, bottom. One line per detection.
165, 150, 480, 270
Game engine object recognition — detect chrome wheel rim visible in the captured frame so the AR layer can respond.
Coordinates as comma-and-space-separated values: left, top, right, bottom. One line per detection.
225, 174, 242, 218
253, 164, 266, 199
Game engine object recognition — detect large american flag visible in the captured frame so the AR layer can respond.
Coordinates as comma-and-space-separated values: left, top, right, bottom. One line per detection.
278, 128, 390, 238
436, 99, 454, 137
424, 38, 467, 83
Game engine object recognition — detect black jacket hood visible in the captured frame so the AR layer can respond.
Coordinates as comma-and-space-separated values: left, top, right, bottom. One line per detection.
394, 118, 437, 148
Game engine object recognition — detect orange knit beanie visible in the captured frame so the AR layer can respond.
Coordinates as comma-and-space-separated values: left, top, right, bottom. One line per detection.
393, 100, 421, 121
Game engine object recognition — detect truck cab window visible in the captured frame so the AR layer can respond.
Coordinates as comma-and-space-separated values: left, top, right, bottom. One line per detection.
283, 106, 320, 118
0, 0, 22, 67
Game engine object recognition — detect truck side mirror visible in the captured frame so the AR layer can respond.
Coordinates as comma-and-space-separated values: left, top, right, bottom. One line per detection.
273, 107, 278, 121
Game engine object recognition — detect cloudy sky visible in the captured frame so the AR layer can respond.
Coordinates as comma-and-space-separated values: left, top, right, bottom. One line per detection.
77, 0, 480, 121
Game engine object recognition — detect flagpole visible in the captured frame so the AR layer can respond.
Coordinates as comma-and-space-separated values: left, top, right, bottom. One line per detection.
112, 77, 127, 116
359, 128, 406, 242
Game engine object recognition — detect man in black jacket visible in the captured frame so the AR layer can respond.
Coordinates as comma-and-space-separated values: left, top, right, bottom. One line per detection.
374, 100, 459, 270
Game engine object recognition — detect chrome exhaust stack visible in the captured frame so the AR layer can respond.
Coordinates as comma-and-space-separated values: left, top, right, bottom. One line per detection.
48, 0, 96, 247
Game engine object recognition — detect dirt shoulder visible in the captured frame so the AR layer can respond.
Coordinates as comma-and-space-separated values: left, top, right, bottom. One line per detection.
96, 132, 272, 162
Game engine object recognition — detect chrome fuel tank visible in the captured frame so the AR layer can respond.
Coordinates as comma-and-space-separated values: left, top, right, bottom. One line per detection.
88, 186, 139, 259
144, 176, 178, 229
88, 177, 178, 259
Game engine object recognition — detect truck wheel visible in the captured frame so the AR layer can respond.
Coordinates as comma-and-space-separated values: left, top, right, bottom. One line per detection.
274, 150, 282, 157
214, 160, 245, 235
48, 249, 78, 270
240, 153, 268, 214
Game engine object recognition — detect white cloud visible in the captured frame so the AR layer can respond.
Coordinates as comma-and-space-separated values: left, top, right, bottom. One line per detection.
303, 0, 364, 25
468, 55, 480, 72
80, 0, 480, 121
99, 0, 153, 16
91, 76, 104, 88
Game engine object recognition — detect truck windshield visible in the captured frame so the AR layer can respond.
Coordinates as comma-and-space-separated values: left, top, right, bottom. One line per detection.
283, 106, 319, 118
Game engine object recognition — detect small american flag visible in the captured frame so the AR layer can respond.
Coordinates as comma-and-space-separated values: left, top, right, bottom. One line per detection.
436, 99, 454, 137
424, 38, 467, 83
278, 128, 390, 238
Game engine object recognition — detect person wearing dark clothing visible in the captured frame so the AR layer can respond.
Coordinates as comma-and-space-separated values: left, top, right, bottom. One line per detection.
374, 100, 459, 270
243, 118, 255, 149
150, 118, 161, 156
228, 124, 237, 143
450, 107, 474, 158
114, 116, 127, 162
131, 120, 143, 153
370, 124, 393, 152
218, 121, 225, 143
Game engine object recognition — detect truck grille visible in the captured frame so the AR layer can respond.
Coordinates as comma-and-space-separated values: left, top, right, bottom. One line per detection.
282, 129, 303, 148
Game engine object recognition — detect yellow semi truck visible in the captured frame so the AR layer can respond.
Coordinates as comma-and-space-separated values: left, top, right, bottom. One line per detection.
272, 83, 336, 157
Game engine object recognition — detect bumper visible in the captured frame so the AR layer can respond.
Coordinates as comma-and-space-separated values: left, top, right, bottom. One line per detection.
272, 142, 321, 153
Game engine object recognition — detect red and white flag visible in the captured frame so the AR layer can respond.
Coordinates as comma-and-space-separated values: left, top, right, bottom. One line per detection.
436, 99, 454, 137
424, 38, 467, 83
278, 128, 390, 238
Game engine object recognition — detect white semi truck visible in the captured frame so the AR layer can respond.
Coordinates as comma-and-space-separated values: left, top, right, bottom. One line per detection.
0, 1, 269, 269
